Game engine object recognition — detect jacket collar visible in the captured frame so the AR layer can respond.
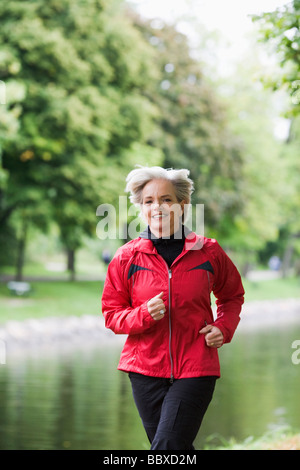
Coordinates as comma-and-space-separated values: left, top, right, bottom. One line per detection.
137, 226, 203, 253
139, 225, 190, 240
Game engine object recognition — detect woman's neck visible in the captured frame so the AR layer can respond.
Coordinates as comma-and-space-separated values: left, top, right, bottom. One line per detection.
148, 224, 185, 241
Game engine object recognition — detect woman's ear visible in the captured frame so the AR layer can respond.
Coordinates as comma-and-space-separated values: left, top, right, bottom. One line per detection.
180, 200, 187, 214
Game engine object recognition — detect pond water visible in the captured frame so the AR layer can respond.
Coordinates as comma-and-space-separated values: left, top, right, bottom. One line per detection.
0, 319, 299, 450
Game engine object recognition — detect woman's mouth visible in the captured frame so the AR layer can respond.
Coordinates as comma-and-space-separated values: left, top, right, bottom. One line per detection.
152, 214, 168, 219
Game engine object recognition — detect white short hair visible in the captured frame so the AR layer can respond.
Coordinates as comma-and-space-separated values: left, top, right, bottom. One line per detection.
125, 165, 194, 205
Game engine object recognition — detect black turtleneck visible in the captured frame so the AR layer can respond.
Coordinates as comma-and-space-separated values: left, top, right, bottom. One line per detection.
143, 225, 186, 267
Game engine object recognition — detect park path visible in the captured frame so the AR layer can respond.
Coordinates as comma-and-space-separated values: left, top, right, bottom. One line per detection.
0, 297, 299, 350
0, 268, 283, 283
1, 269, 299, 349
0, 273, 106, 282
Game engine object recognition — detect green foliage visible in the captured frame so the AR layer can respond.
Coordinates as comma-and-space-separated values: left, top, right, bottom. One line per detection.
0, 0, 162, 271
1, 0, 299, 276
279, 116, 300, 242
252, 1, 300, 269
216, 56, 287, 252
252, 0, 300, 117
132, 15, 244, 232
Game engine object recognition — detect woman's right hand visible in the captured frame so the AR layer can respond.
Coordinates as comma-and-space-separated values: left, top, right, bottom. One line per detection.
147, 292, 166, 321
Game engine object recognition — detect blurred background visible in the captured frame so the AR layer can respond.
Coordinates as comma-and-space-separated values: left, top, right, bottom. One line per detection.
0, 0, 299, 450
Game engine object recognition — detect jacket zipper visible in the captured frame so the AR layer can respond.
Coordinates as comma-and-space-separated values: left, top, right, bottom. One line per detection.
159, 258, 174, 383
167, 268, 174, 383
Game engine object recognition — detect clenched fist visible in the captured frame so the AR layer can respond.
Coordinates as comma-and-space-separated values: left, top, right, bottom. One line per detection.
199, 325, 224, 348
147, 292, 166, 321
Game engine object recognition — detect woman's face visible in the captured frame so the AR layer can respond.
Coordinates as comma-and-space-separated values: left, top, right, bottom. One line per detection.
141, 179, 185, 238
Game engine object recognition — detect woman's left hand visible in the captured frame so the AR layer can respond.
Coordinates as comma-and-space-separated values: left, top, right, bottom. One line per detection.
199, 325, 224, 348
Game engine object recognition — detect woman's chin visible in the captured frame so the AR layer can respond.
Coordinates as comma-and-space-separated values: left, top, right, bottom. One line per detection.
150, 221, 174, 238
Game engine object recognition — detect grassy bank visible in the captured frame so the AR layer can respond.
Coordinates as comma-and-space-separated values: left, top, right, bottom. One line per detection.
0, 276, 300, 325
242, 276, 300, 302
1, 277, 299, 450
205, 428, 300, 450
0, 280, 103, 324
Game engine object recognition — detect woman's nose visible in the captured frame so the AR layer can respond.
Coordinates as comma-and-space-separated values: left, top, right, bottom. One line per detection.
151, 202, 161, 210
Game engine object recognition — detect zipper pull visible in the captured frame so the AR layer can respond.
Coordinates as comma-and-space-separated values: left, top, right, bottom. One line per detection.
168, 270, 172, 279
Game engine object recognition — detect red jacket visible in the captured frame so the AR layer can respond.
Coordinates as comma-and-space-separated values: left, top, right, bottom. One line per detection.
101, 232, 244, 379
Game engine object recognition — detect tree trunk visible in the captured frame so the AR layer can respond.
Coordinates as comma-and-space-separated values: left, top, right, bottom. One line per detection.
281, 239, 294, 278
15, 220, 28, 282
67, 248, 76, 281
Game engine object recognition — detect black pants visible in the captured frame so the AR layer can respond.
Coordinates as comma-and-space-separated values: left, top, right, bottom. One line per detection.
129, 372, 216, 450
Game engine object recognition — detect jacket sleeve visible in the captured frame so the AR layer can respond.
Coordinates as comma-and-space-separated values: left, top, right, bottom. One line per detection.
101, 253, 157, 335
211, 242, 245, 343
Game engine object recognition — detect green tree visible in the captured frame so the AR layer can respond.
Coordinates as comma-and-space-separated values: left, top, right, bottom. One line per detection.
131, 10, 298, 276
253, 0, 300, 274
252, 0, 300, 117
131, 13, 244, 234
277, 117, 300, 275
217, 56, 287, 271
0, 0, 161, 279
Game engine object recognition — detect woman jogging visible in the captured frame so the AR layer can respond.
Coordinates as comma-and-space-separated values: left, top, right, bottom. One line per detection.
101, 166, 244, 450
